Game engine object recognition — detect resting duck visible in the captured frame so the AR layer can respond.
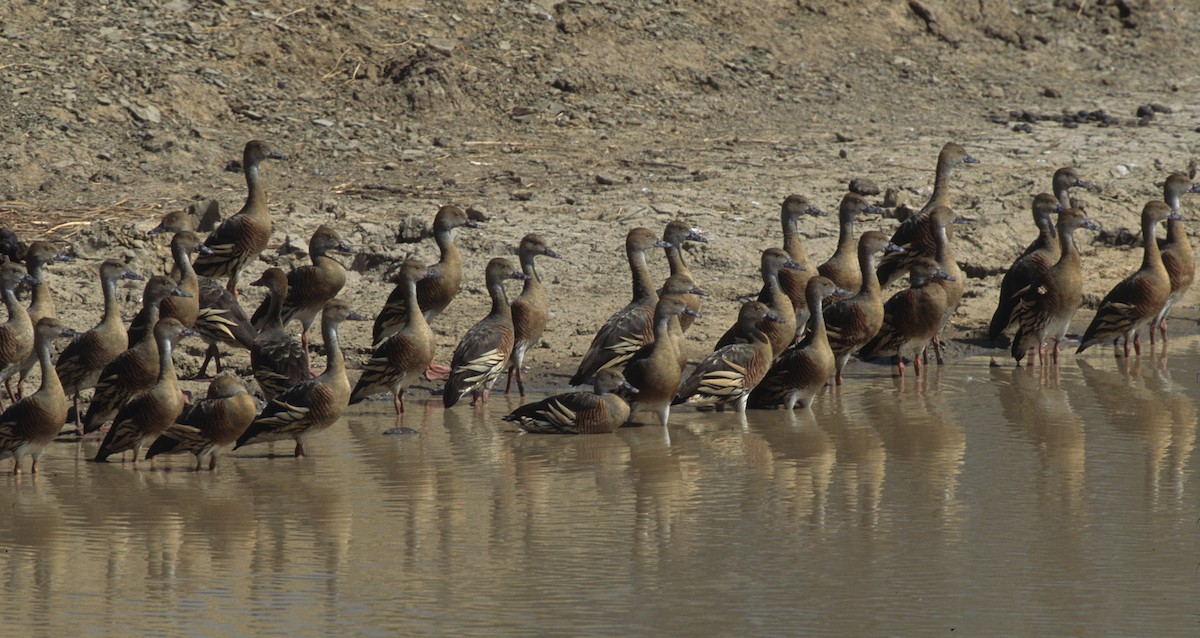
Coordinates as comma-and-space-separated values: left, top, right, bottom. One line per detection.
1009, 208, 1098, 365
988, 193, 1065, 343
817, 193, 884, 292
859, 259, 953, 377
193, 140, 286, 298
1150, 173, 1200, 344
235, 299, 367, 457
273, 225, 355, 370
350, 259, 440, 424
823, 231, 900, 385
570, 227, 669, 385
888, 142, 979, 249
0, 318, 75, 473
443, 258, 529, 408
503, 369, 635, 434
145, 374, 257, 470
1077, 201, 1176, 357
81, 276, 190, 434
623, 297, 696, 427
715, 248, 800, 357
372, 204, 479, 344
661, 220, 708, 332
747, 277, 845, 409
56, 260, 143, 433
16, 241, 71, 398
504, 234, 561, 395
674, 300, 779, 412
94, 317, 194, 465
777, 195, 826, 336
248, 268, 309, 402
151, 211, 257, 379
0, 260, 36, 407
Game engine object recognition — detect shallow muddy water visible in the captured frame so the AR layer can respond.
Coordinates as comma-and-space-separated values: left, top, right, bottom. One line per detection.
3, 339, 1200, 636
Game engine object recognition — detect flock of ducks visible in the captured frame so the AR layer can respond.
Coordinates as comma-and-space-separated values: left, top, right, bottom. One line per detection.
0, 139, 1196, 474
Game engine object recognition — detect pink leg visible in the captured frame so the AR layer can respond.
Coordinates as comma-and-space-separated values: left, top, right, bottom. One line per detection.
1134, 333, 1142, 356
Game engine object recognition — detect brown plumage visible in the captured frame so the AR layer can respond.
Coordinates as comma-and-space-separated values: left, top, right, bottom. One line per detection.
236, 299, 367, 457
149, 211, 257, 379
659, 273, 708, 373
623, 297, 696, 427
859, 259, 953, 378
1078, 201, 1176, 356
0, 318, 75, 473
885, 142, 978, 254
126, 275, 194, 348
94, 318, 193, 464
1150, 173, 1200, 344
350, 259, 440, 423
570, 228, 669, 386
1009, 208, 1098, 364
192, 140, 286, 296
248, 268, 309, 402
443, 258, 529, 408
372, 205, 479, 344
157, 230, 204, 328
817, 193, 883, 292
503, 369, 634, 434
504, 234, 561, 395
661, 220, 708, 332
777, 194, 826, 336
56, 260, 143, 433
748, 277, 845, 409
15, 241, 71, 397
715, 248, 800, 357
0, 261, 36, 407
674, 300, 778, 412
823, 231, 899, 385
280, 225, 354, 367
988, 193, 1065, 342
145, 374, 257, 470
82, 276, 188, 434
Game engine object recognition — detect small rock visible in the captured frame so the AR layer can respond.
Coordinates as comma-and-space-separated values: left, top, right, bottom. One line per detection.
511, 190, 533, 201
1042, 87, 1061, 98
983, 85, 1005, 99
1135, 104, 1154, 118
595, 173, 616, 185
426, 38, 456, 57
834, 132, 854, 143
848, 177, 880, 196
1115, 164, 1130, 176
312, 118, 336, 127
127, 103, 161, 124
465, 206, 489, 222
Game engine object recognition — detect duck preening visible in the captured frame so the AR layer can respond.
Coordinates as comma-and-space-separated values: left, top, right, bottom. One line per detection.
145, 374, 257, 470
503, 369, 634, 434
674, 300, 778, 412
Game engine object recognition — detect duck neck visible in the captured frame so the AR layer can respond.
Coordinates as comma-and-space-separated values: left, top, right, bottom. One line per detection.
934, 224, 953, 263
1038, 216, 1058, 243
434, 226, 459, 266
244, 159, 267, 213
518, 253, 542, 295
3, 286, 21, 321
652, 312, 673, 342
782, 217, 808, 264
927, 160, 953, 211
156, 336, 176, 384
759, 266, 782, 303
1142, 218, 1164, 270
857, 246, 880, 297
665, 243, 690, 278
835, 212, 856, 254
805, 291, 827, 340
403, 278, 430, 332
27, 261, 52, 315
322, 319, 345, 377
1058, 226, 1080, 267
262, 285, 287, 332
173, 243, 198, 285
741, 319, 770, 346
101, 275, 122, 325
1055, 185, 1072, 210
36, 335, 60, 395
628, 247, 657, 303
489, 278, 513, 318
1164, 192, 1185, 243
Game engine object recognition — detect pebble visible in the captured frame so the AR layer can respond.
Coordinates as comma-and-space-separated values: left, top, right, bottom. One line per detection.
849, 177, 880, 196
312, 118, 336, 127
511, 190, 533, 201
127, 103, 161, 124
595, 173, 616, 185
